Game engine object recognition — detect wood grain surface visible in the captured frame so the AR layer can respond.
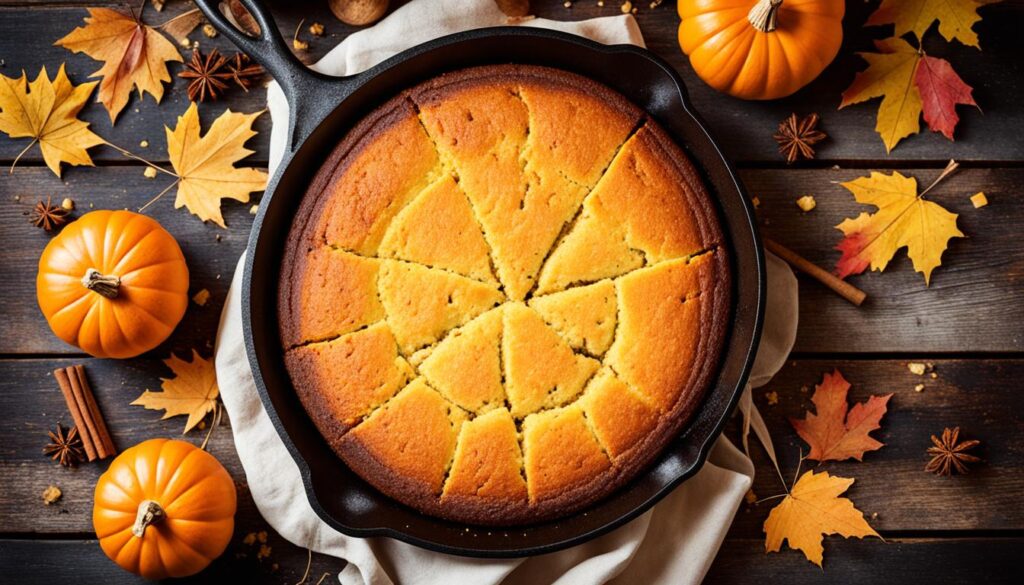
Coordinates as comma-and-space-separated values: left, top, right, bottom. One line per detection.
0, 0, 1020, 583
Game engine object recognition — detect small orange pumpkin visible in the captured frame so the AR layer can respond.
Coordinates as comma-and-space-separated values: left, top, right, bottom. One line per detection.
37, 210, 189, 358
93, 439, 237, 579
677, 0, 845, 100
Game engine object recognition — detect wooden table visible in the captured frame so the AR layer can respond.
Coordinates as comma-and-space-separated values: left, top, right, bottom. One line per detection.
2, 1, 1021, 582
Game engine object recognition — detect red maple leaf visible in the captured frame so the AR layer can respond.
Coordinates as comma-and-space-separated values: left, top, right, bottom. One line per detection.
915, 55, 978, 141
790, 370, 892, 463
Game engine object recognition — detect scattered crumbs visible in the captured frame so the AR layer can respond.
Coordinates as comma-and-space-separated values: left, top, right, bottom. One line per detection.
564, 1, 572, 7
257, 530, 268, 544
796, 195, 816, 212
257, 544, 272, 560
140, 140, 149, 148
790, 360, 797, 367
192, 288, 211, 306
908, 362, 926, 375
765, 391, 779, 406
89, 202, 94, 208
61, 197, 74, 211
744, 489, 757, 505
215, 234, 222, 242
153, 0, 165, 11
871, 512, 878, 520
242, 532, 257, 546
271, 563, 279, 572
179, 37, 191, 48
13, 195, 20, 201
970, 192, 988, 208
930, 372, 937, 379
650, 0, 663, 8
800, 385, 809, 393
143, 167, 158, 179
831, 164, 841, 170
249, 204, 259, 215
309, 22, 325, 36
751, 196, 761, 208
914, 384, 925, 393
621, 1, 632, 13
202, 24, 217, 38
42, 485, 62, 505
925, 362, 935, 372
216, 274, 222, 280
597, 0, 604, 6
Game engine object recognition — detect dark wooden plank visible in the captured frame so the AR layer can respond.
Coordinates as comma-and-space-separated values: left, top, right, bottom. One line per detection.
728, 359, 1024, 538
0, 538, 342, 584
1, 358, 1020, 535
1, 1, 1022, 165
2, 167, 1021, 354
707, 538, 1021, 584
0, 166, 255, 356
0, 537, 1019, 583
750, 167, 1024, 354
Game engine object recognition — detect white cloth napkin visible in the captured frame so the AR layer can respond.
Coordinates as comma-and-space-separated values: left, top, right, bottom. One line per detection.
215, 1, 799, 584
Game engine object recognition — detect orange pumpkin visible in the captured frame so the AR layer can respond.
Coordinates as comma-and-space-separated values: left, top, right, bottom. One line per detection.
93, 439, 237, 579
36, 210, 189, 358
677, 0, 845, 100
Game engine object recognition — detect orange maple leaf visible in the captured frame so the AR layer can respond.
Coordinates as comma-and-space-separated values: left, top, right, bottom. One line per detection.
55, 7, 182, 124
764, 470, 880, 566
790, 370, 892, 463
131, 350, 219, 433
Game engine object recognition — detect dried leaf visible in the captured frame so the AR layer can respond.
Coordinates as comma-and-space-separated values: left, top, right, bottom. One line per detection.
132, 350, 219, 433
166, 102, 267, 227
764, 470, 880, 566
915, 55, 978, 141
834, 168, 964, 284
866, 0, 998, 48
840, 38, 923, 153
161, 8, 204, 43
790, 370, 892, 462
56, 7, 182, 123
0, 65, 103, 176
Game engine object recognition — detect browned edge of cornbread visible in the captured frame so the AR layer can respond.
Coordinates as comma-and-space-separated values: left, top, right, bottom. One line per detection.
278, 64, 731, 526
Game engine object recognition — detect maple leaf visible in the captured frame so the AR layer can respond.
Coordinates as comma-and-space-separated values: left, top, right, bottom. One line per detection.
840, 38, 922, 153
55, 7, 182, 123
132, 350, 219, 433
790, 370, 892, 462
915, 55, 978, 140
866, 0, 1000, 48
0, 65, 103, 177
834, 165, 965, 284
764, 470, 880, 567
166, 102, 267, 227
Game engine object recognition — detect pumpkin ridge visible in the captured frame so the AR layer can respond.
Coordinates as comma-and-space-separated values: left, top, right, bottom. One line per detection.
109, 227, 172, 276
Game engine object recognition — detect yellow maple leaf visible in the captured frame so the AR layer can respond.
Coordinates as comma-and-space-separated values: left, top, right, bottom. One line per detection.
0, 65, 104, 177
764, 470, 880, 567
56, 7, 182, 124
166, 102, 268, 228
840, 38, 923, 153
834, 166, 964, 285
132, 350, 219, 433
866, 0, 998, 48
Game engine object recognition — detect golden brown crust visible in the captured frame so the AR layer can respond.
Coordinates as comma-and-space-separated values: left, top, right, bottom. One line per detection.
279, 64, 730, 526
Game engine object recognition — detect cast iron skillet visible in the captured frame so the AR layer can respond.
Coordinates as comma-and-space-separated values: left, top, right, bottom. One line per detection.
195, 0, 765, 558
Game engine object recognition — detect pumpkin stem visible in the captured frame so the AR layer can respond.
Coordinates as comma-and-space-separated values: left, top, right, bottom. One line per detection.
81, 268, 121, 299
131, 500, 166, 537
748, 0, 783, 33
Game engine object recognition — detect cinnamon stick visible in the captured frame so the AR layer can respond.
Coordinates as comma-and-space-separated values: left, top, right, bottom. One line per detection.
53, 367, 98, 461
764, 238, 867, 307
74, 365, 116, 457
53, 365, 116, 461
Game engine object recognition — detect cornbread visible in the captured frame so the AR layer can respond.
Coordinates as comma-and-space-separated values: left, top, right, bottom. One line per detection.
279, 65, 729, 525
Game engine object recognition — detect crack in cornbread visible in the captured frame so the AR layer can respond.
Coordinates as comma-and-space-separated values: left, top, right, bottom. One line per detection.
279, 65, 730, 525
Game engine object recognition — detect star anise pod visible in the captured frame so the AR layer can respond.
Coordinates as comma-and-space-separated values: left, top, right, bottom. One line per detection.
224, 53, 264, 92
29, 196, 70, 231
925, 426, 981, 476
43, 423, 85, 467
179, 48, 232, 102
773, 113, 827, 164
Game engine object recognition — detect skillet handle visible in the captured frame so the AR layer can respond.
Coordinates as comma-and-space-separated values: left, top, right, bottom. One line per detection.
192, 0, 356, 151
